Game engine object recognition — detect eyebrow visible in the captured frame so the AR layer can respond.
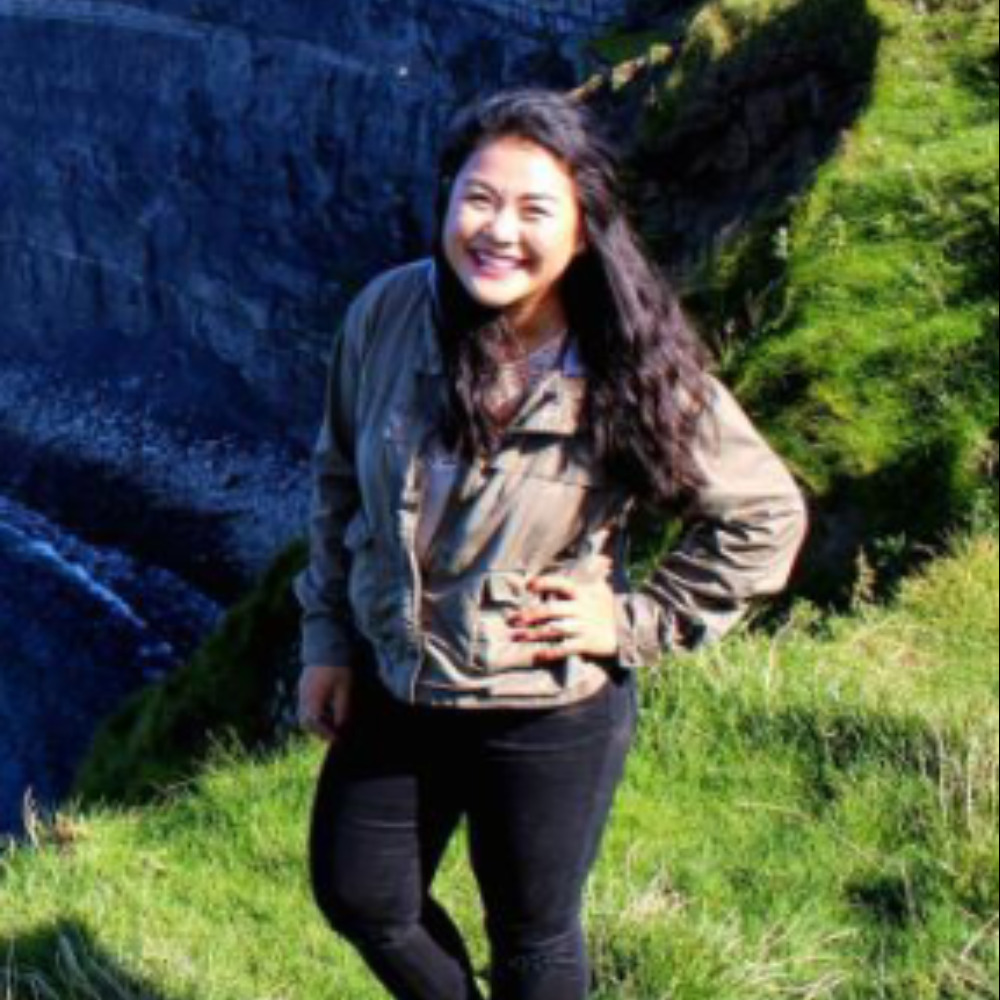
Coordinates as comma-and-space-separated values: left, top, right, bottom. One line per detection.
463, 178, 559, 203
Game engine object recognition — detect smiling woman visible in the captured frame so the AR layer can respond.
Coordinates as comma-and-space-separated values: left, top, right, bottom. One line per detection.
441, 134, 587, 350
294, 87, 808, 1000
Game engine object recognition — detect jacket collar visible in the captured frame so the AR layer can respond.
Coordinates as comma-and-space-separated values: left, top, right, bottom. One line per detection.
505, 370, 586, 437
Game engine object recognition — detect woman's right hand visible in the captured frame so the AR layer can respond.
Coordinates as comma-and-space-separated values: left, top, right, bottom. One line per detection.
297, 664, 354, 743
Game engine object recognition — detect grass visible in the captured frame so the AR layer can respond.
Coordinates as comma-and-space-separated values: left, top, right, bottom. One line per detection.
658, 0, 998, 586
2, 529, 995, 999
586, 529, 998, 999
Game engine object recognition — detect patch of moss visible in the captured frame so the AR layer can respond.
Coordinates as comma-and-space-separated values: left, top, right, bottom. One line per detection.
73, 541, 307, 806
643, 0, 880, 142
623, 0, 997, 595
588, 27, 675, 66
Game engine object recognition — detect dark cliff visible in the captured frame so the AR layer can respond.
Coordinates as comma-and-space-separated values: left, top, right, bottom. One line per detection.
0, 0, 629, 585
0, 0, 628, 440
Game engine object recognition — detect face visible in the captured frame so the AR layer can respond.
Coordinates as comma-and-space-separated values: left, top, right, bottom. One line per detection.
441, 135, 586, 337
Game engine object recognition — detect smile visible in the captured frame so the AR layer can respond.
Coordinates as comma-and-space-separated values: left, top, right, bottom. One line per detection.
469, 249, 526, 276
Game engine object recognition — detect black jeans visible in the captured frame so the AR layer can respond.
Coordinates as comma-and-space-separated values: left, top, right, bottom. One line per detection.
308, 669, 638, 1000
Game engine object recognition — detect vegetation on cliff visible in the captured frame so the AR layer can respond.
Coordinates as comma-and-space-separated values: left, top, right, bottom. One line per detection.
626, 0, 997, 592
72, 541, 305, 805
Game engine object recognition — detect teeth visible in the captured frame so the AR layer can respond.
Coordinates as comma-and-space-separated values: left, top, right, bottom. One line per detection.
474, 249, 520, 268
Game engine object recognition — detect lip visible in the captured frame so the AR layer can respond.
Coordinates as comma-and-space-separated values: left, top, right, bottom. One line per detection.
469, 248, 526, 276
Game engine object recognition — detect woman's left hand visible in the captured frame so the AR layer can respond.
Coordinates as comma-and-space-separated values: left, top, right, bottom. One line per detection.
507, 571, 618, 661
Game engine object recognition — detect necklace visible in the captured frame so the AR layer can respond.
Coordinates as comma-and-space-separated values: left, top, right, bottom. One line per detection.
485, 328, 568, 426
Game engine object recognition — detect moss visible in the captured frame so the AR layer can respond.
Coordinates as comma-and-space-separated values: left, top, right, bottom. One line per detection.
73, 540, 307, 806
611, 0, 998, 595
588, 27, 675, 65
643, 0, 880, 142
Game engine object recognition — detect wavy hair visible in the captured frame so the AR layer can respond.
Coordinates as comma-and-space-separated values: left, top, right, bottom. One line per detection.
431, 87, 711, 506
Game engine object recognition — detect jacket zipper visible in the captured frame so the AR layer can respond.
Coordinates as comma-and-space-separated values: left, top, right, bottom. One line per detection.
403, 451, 425, 705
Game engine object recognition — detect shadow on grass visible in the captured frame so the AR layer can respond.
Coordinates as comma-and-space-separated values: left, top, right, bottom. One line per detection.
629, 0, 881, 277
1, 918, 182, 1000
737, 699, 969, 771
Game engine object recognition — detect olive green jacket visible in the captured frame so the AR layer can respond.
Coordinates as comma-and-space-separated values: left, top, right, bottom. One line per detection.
293, 258, 808, 708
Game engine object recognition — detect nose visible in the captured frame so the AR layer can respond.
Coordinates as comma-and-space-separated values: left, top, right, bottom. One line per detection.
483, 204, 518, 245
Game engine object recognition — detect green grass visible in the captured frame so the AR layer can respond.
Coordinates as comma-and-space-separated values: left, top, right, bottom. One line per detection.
2, 530, 995, 999
588, 529, 998, 999
588, 27, 675, 67
650, 0, 998, 586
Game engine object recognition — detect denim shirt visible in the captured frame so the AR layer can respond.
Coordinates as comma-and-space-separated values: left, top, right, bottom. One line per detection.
293, 258, 809, 708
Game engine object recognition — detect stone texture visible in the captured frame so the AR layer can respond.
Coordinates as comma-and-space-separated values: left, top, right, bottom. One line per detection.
0, 0, 628, 447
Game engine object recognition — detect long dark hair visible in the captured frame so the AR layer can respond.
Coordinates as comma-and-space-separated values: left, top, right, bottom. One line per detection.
432, 87, 711, 506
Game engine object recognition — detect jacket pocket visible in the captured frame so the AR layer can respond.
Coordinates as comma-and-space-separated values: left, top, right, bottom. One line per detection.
470, 570, 549, 674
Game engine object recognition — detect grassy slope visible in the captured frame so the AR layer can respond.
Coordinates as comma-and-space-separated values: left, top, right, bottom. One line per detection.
2, 530, 995, 1000
744, 0, 996, 493
672, 0, 998, 567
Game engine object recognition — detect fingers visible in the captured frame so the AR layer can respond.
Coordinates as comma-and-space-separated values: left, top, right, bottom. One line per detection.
510, 610, 584, 647
507, 599, 575, 627
300, 710, 339, 743
330, 679, 352, 733
506, 572, 618, 658
297, 665, 353, 743
526, 574, 578, 600
508, 587, 585, 645
298, 692, 340, 741
514, 623, 578, 644
533, 640, 586, 662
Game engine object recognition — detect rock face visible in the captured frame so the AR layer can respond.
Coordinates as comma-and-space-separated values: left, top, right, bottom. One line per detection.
0, 0, 629, 836
0, 0, 627, 446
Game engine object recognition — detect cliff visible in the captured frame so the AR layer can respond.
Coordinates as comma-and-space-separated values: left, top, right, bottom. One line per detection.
0, 0, 628, 440
0, 0, 629, 586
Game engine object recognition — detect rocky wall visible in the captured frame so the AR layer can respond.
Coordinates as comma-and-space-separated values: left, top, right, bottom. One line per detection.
0, 0, 627, 443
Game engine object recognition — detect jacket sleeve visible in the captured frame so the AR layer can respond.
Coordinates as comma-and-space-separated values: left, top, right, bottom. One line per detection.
614, 375, 809, 668
292, 296, 367, 671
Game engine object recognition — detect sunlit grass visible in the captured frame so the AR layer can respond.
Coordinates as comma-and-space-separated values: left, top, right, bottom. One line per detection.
2, 530, 996, 999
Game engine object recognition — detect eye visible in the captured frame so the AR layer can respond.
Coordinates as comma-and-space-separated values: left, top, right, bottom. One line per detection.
523, 206, 551, 220
463, 192, 492, 207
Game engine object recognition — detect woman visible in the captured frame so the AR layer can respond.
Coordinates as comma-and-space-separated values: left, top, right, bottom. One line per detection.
294, 88, 807, 1000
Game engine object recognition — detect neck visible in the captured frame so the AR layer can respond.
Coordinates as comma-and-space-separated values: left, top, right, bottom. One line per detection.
504, 298, 568, 354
